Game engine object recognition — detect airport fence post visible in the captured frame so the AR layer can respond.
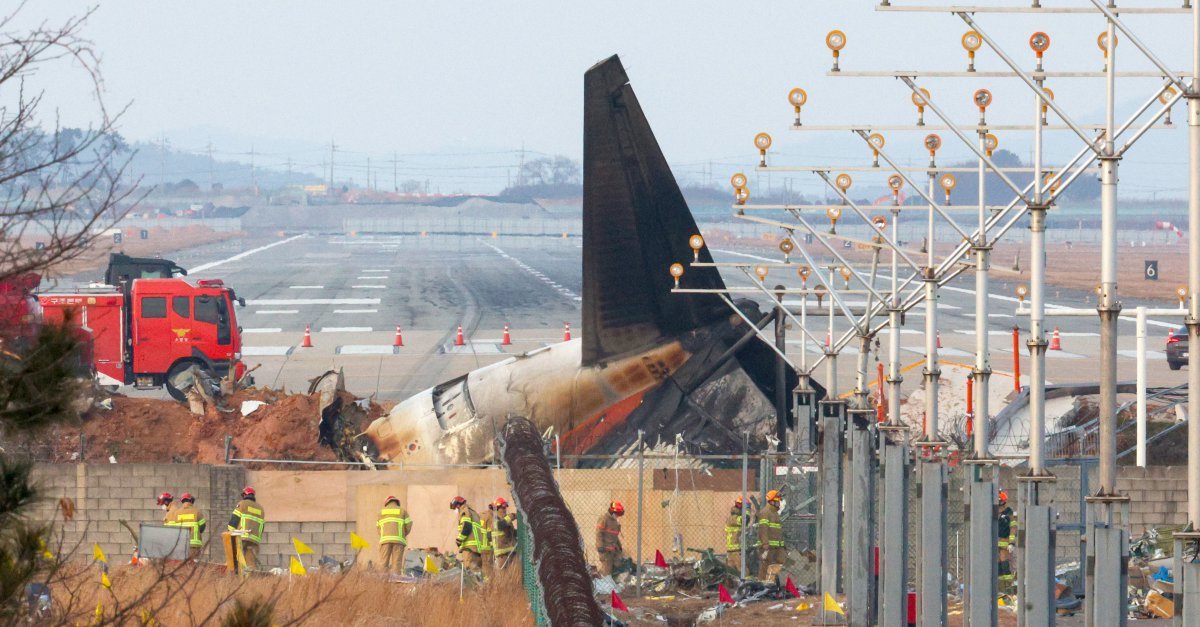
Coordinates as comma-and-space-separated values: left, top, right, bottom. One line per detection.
636, 430, 645, 598
224, 435, 233, 465
78, 433, 85, 461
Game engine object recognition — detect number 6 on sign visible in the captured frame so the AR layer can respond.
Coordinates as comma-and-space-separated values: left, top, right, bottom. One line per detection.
1144, 260, 1158, 281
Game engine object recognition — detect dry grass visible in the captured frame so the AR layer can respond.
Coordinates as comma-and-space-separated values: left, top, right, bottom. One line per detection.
51, 561, 534, 626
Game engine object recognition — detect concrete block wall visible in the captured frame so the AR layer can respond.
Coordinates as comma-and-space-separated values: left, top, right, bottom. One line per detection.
1116, 466, 1190, 534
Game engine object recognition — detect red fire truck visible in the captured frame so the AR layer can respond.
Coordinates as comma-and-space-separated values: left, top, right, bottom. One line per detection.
38, 277, 246, 400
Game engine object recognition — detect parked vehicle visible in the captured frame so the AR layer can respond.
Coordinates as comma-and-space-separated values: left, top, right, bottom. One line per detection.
1166, 326, 1189, 371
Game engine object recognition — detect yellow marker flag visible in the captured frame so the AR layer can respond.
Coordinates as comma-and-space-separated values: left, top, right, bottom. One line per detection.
823, 592, 845, 616
140, 608, 157, 626
292, 538, 314, 555
95, 601, 104, 622
289, 556, 306, 576
349, 532, 369, 550
93, 543, 107, 564
423, 555, 440, 574
100, 572, 111, 589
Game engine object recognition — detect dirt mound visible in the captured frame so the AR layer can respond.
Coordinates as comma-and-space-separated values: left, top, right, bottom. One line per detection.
50, 387, 384, 467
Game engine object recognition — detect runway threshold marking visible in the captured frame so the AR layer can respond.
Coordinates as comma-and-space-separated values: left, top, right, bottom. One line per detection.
189, 234, 307, 274
247, 298, 381, 306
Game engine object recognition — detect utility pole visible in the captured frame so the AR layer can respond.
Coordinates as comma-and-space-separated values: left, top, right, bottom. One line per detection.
207, 140, 215, 193
249, 144, 257, 195
329, 140, 336, 190
367, 156, 372, 191
393, 151, 399, 192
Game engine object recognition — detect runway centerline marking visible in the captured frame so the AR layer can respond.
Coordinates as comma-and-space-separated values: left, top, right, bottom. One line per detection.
189, 234, 307, 274
247, 298, 381, 306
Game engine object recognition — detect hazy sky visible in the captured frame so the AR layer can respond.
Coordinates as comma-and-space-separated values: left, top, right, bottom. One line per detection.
17, 1, 1198, 196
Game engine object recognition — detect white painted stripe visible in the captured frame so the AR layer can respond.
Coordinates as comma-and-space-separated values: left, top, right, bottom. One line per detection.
333, 308, 379, 314
1045, 351, 1087, 360
357, 276, 388, 280
1118, 349, 1167, 360
938, 304, 962, 310
247, 298, 381, 306
1058, 332, 1100, 337
352, 285, 387, 289
242, 328, 282, 334
242, 346, 294, 356
362, 269, 391, 273
902, 346, 973, 358
189, 234, 306, 274
954, 330, 1014, 336
290, 285, 325, 289
254, 310, 299, 315
321, 326, 372, 333
337, 345, 397, 355
878, 329, 923, 335
988, 313, 1013, 318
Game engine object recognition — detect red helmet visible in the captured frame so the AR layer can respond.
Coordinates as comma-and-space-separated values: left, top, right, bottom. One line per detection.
733, 496, 744, 508
450, 496, 467, 509
384, 495, 398, 505
180, 493, 195, 503
610, 501, 625, 515
156, 492, 173, 506
241, 487, 256, 499
493, 497, 508, 509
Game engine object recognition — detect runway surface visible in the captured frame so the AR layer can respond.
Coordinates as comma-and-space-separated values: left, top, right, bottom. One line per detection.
90, 232, 1188, 404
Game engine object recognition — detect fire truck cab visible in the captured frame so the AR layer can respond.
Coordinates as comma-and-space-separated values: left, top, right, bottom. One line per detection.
39, 277, 245, 400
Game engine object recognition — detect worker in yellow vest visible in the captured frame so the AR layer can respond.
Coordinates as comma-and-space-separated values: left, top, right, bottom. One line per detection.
450, 496, 484, 573
724, 496, 748, 573
490, 497, 518, 569
166, 492, 207, 561
377, 495, 413, 576
156, 492, 176, 524
227, 486, 265, 573
757, 490, 785, 581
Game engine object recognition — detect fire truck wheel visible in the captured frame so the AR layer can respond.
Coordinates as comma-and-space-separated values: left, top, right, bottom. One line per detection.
165, 359, 209, 403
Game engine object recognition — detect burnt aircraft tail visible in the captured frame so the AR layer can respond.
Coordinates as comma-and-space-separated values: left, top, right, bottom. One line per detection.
582, 55, 727, 366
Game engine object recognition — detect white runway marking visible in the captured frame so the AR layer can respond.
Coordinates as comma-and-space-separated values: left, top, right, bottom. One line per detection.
1057, 332, 1100, 337
248, 298, 381, 306
254, 310, 299, 315
1118, 350, 1167, 360
441, 343, 506, 355
242, 328, 283, 334
337, 345, 398, 355
189, 234, 307, 274
352, 285, 387, 289
903, 346, 973, 358
954, 330, 1014, 336
481, 241, 581, 302
290, 285, 324, 289
242, 346, 294, 356
357, 276, 388, 280
333, 308, 379, 314
321, 326, 373, 333
363, 269, 391, 273
988, 313, 1013, 318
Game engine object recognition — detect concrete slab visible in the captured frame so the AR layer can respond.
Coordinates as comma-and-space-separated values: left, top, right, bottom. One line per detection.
337, 345, 399, 355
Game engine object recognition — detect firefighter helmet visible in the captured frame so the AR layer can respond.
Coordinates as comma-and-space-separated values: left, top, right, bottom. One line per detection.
733, 496, 744, 508
180, 492, 195, 503
610, 501, 625, 515
450, 496, 467, 509
384, 495, 398, 505
241, 487, 256, 499
156, 492, 173, 506
493, 497, 509, 509
766, 490, 782, 502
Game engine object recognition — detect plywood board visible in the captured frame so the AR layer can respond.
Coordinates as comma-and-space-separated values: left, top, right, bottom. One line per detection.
247, 470, 352, 522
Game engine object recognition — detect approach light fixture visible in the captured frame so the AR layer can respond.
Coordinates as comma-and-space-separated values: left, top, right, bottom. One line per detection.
779, 238, 795, 262
887, 174, 905, 204
1097, 32, 1117, 71
1177, 285, 1188, 306
940, 173, 957, 204
924, 133, 942, 166
788, 88, 808, 126
1043, 171, 1061, 195
669, 263, 684, 288
814, 283, 827, 306
983, 133, 999, 157
974, 88, 992, 124
754, 132, 772, 167
731, 172, 748, 189
872, 215, 888, 231
798, 266, 811, 283
754, 265, 769, 282
868, 133, 885, 167
840, 266, 852, 287
912, 88, 931, 126
689, 234, 704, 262
1016, 284, 1029, 303
962, 30, 982, 71
735, 186, 750, 208
1161, 87, 1177, 125
826, 30, 846, 72
1029, 31, 1050, 71
826, 206, 843, 234
1039, 87, 1055, 126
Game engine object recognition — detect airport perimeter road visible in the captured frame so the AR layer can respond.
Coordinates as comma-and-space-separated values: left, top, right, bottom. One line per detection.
102, 232, 1188, 402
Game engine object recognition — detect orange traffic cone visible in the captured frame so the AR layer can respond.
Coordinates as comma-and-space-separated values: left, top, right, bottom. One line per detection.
502, 323, 511, 346
937, 331, 943, 349
455, 325, 465, 346
564, 322, 572, 341
393, 325, 404, 347
1050, 327, 1062, 351
301, 324, 313, 348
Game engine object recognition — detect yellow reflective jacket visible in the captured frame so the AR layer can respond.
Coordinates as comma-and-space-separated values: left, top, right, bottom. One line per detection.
166, 502, 207, 547
455, 507, 484, 553
377, 502, 412, 545
227, 498, 265, 544
757, 503, 783, 548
